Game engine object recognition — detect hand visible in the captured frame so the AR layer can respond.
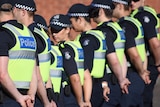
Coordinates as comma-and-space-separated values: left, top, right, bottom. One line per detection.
51, 100, 57, 107
157, 66, 160, 73
103, 86, 110, 102
26, 94, 35, 107
119, 78, 131, 94
83, 101, 92, 107
78, 101, 85, 107
139, 70, 151, 84
17, 95, 31, 107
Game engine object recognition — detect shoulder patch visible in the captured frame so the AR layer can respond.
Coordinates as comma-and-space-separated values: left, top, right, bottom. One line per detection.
83, 39, 90, 46
143, 16, 150, 23
64, 51, 71, 60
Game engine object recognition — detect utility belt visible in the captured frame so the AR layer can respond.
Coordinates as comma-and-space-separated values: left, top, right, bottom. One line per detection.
0, 88, 28, 104
61, 81, 71, 97
92, 77, 103, 84
46, 88, 60, 102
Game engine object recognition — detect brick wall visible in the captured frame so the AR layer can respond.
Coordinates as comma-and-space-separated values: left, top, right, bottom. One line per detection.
35, 0, 160, 25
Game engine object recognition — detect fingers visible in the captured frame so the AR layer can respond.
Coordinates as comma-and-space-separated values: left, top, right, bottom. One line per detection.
103, 88, 110, 102
122, 85, 129, 94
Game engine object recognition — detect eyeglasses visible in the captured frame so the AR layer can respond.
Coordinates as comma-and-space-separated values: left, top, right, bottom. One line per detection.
132, 0, 140, 2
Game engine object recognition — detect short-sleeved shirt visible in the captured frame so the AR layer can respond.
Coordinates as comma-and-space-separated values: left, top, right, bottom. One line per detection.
118, 17, 138, 61
96, 21, 118, 80
59, 42, 78, 77
132, 9, 157, 52
96, 22, 117, 55
79, 32, 100, 72
0, 20, 22, 56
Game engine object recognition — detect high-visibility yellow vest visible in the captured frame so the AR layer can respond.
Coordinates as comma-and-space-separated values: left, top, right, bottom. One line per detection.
34, 28, 51, 82
106, 22, 126, 73
85, 30, 107, 78
50, 45, 63, 93
131, 6, 160, 40
3, 23, 36, 89
64, 41, 84, 85
123, 17, 145, 63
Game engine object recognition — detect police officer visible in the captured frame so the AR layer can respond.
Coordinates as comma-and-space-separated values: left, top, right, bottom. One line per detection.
112, 0, 151, 106
88, 0, 131, 106
49, 14, 85, 107
131, 0, 160, 107
33, 14, 58, 107
12, 0, 55, 107
44, 16, 65, 107
0, 0, 37, 107
67, 3, 109, 107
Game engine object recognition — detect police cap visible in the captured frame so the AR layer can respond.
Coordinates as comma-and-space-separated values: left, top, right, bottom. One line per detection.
49, 14, 71, 32
0, 0, 14, 11
89, 0, 115, 10
67, 3, 89, 17
14, 0, 36, 12
34, 14, 48, 31
112, 0, 132, 6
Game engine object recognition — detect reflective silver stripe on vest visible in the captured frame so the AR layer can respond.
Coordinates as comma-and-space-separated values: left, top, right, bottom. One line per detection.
38, 53, 50, 62
51, 48, 59, 56
50, 69, 62, 77
3, 23, 33, 37
135, 38, 144, 45
114, 42, 125, 49
94, 52, 105, 59
156, 27, 160, 34
9, 50, 35, 59
34, 27, 48, 39
76, 61, 84, 68
106, 66, 112, 74
14, 81, 30, 89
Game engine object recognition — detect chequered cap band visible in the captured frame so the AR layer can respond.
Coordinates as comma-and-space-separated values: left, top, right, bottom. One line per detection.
15, 3, 36, 12
112, 0, 128, 5
68, 13, 89, 17
91, 3, 111, 9
50, 21, 70, 28
37, 23, 48, 30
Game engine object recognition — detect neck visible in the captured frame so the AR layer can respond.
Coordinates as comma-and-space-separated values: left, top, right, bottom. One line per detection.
0, 12, 14, 22
22, 16, 34, 27
83, 22, 92, 31
98, 15, 112, 24
120, 10, 131, 18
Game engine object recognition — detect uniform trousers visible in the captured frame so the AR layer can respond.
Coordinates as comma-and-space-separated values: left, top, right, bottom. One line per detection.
102, 73, 122, 107
120, 67, 145, 107
143, 65, 159, 107
53, 91, 64, 107
0, 89, 43, 107
62, 86, 79, 107
91, 78, 104, 107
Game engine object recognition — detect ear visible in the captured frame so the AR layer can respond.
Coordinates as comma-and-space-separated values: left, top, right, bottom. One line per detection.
65, 27, 71, 34
99, 8, 103, 16
119, 3, 124, 10
21, 9, 26, 16
77, 17, 83, 24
